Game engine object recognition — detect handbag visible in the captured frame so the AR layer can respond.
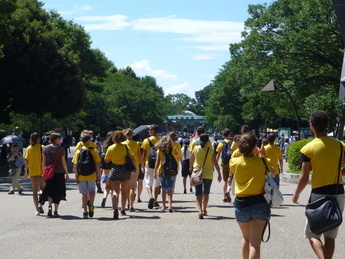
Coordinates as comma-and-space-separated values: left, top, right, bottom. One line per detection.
190, 148, 209, 187
261, 158, 284, 207
14, 153, 25, 168
124, 145, 136, 172
42, 146, 61, 180
305, 141, 343, 234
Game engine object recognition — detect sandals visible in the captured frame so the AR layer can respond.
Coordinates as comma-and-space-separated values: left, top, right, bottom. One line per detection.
202, 211, 207, 216
198, 213, 204, 219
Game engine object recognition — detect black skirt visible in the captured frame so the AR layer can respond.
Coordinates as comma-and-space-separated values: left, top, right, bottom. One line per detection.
40, 172, 67, 204
181, 159, 191, 177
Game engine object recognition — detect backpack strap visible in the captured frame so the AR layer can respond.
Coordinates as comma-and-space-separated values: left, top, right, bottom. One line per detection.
195, 139, 201, 146
147, 137, 154, 148
261, 157, 269, 175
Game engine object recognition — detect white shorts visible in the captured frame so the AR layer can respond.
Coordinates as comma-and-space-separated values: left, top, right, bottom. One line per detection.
144, 167, 160, 188
78, 180, 96, 194
305, 193, 345, 239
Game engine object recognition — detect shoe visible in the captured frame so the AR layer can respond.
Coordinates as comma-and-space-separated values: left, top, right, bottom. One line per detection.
137, 198, 142, 203
113, 210, 119, 220
38, 204, 44, 214
101, 198, 106, 208
153, 202, 159, 207
223, 199, 228, 203
168, 207, 174, 213
203, 210, 207, 216
198, 213, 204, 219
47, 206, 52, 217
97, 190, 104, 194
35, 211, 41, 216
190, 187, 193, 193
8, 190, 14, 195
18, 188, 23, 194
225, 191, 232, 203
83, 212, 88, 219
129, 207, 135, 212
120, 210, 126, 216
88, 203, 94, 218
148, 198, 154, 209
161, 206, 167, 211
184, 189, 187, 194
54, 211, 60, 218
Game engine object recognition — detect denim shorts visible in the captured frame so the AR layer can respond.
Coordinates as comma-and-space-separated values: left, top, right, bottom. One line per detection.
195, 178, 213, 195
235, 202, 270, 223
159, 175, 176, 191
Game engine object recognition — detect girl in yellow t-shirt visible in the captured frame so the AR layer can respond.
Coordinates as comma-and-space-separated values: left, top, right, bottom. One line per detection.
24, 132, 45, 216
230, 132, 275, 259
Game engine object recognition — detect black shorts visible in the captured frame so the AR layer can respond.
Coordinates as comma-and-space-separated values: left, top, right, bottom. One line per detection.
181, 160, 191, 177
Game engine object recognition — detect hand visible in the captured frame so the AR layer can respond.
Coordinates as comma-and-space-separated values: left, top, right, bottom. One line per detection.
24, 171, 29, 179
218, 174, 222, 183
292, 193, 299, 204
154, 173, 157, 179
75, 178, 80, 184
65, 173, 70, 182
142, 166, 146, 173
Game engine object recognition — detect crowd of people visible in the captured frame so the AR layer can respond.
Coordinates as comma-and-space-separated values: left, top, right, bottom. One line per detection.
5, 110, 345, 259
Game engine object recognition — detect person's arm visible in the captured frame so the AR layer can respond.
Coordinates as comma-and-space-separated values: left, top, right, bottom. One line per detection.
279, 158, 283, 173
141, 149, 147, 173
189, 151, 195, 172
95, 162, 101, 182
137, 145, 143, 167
292, 161, 310, 204
7, 152, 15, 162
212, 152, 222, 182
154, 151, 161, 179
61, 155, 70, 182
73, 164, 80, 184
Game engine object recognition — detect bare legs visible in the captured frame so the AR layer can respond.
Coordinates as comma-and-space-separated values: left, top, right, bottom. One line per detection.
29, 176, 45, 212
111, 181, 130, 211
309, 237, 335, 259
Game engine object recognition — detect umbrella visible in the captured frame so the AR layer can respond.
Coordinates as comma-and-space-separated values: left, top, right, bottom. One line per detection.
0, 135, 26, 145
133, 125, 150, 136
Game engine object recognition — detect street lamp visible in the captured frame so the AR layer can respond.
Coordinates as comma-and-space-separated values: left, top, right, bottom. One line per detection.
261, 80, 301, 140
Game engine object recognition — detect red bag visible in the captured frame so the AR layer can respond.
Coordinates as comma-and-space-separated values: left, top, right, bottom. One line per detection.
42, 146, 61, 180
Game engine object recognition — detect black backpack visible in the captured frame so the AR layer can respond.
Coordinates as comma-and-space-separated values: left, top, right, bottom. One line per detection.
162, 148, 178, 177
147, 138, 158, 169
78, 148, 96, 176
221, 140, 232, 164
100, 149, 112, 170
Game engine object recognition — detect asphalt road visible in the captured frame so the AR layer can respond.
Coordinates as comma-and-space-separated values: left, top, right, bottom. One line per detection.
0, 148, 344, 259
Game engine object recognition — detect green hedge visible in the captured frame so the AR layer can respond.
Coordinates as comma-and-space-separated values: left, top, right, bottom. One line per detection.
287, 138, 313, 174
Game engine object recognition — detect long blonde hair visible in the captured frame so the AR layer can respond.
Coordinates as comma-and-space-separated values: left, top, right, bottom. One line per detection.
156, 135, 171, 154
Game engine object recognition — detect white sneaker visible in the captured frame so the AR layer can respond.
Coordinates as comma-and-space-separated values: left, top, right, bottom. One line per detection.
35, 211, 41, 216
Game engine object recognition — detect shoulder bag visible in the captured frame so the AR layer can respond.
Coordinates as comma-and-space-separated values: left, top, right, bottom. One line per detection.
125, 144, 136, 173
42, 145, 61, 180
305, 141, 343, 234
190, 148, 209, 187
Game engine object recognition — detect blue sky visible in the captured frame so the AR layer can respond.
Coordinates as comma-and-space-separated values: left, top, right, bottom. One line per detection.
42, 0, 273, 98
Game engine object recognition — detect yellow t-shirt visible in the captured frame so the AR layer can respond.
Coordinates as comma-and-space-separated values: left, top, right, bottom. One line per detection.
122, 140, 140, 166
75, 141, 96, 152
264, 144, 282, 174
156, 147, 180, 175
105, 143, 134, 165
231, 148, 243, 159
300, 137, 345, 189
24, 144, 43, 176
189, 139, 212, 152
230, 156, 271, 197
216, 139, 231, 165
192, 146, 214, 179
231, 141, 238, 151
141, 136, 160, 165
171, 141, 182, 160
72, 146, 101, 181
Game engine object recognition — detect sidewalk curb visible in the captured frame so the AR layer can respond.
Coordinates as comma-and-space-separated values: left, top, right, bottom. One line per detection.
281, 172, 345, 184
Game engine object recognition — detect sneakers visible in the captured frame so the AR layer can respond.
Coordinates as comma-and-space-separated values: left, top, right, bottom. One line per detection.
35, 211, 41, 216
153, 202, 159, 207
47, 206, 53, 217
137, 198, 142, 203
161, 206, 167, 211
190, 187, 193, 193
83, 212, 88, 219
198, 213, 204, 219
148, 198, 154, 209
88, 203, 94, 218
168, 207, 174, 213
38, 204, 44, 214
8, 190, 14, 195
18, 188, 23, 194
129, 207, 135, 212
120, 210, 126, 216
183, 189, 187, 194
101, 198, 106, 208
54, 211, 60, 218
113, 210, 119, 220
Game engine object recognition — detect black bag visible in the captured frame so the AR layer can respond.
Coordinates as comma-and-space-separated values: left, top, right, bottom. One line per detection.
100, 149, 112, 170
78, 148, 96, 176
305, 141, 343, 234
305, 196, 342, 234
125, 145, 136, 172
147, 138, 158, 169
220, 140, 232, 164
162, 148, 178, 177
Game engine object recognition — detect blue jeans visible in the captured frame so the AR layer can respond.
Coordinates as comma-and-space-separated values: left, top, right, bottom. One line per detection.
159, 175, 176, 191
235, 202, 270, 223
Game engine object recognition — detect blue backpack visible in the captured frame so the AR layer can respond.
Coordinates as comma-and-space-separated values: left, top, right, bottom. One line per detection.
220, 140, 232, 164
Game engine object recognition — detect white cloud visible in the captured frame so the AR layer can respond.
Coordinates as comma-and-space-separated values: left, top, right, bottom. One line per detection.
77, 5, 93, 11
189, 54, 217, 60
128, 60, 178, 81
76, 15, 130, 30
165, 81, 190, 95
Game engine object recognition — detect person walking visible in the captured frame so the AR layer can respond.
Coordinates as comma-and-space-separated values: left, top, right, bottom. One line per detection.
40, 133, 70, 217
122, 128, 142, 212
189, 133, 221, 219
230, 132, 275, 259
264, 133, 283, 188
7, 144, 24, 194
100, 131, 114, 208
154, 136, 179, 212
292, 110, 345, 259
181, 139, 192, 193
24, 132, 45, 216
105, 131, 136, 219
